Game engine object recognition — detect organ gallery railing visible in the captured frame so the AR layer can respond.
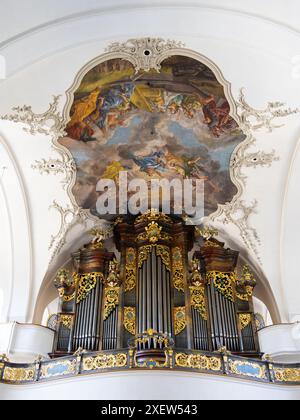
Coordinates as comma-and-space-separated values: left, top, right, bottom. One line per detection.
0, 347, 299, 386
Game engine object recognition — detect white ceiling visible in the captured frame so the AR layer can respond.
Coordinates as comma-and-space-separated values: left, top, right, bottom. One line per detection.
0, 0, 299, 324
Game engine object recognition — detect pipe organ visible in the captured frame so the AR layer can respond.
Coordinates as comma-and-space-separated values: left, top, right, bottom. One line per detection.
52, 211, 260, 360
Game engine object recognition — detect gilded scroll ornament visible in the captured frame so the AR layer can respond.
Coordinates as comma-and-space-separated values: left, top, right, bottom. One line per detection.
174, 307, 186, 335
138, 245, 171, 271
103, 287, 120, 320
207, 271, 236, 302
82, 353, 127, 371
138, 245, 153, 268
135, 209, 173, 225
156, 245, 171, 271
76, 272, 104, 304
274, 368, 300, 383
125, 248, 137, 292
145, 222, 162, 244
172, 247, 185, 292
239, 314, 252, 330
175, 353, 222, 372
190, 285, 207, 321
3, 367, 35, 382
59, 315, 73, 330
124, 307, 136, 335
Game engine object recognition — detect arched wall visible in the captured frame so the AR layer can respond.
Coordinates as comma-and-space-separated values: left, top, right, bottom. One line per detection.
0, 2, 299, 325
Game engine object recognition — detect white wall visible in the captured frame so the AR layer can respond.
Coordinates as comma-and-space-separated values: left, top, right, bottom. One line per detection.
0, 1, 299, 324
1, 371, 300, 400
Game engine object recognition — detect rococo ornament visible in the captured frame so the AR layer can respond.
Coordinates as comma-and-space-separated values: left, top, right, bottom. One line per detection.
125, 248, 137, 292
174, 307, 187, 335
274, 368, 300, 383
175, 353, 222, 372
124, 307, 136, 335
82, 353, 127, 371
76, 272, 104, 304
2, 40, 299, 266
144, 222, 162, 244
239, 313, 252, 330
106, 38, 185, 73
206, 271, 236, 302
172, 247, 185, 292
59, 314, 73, 330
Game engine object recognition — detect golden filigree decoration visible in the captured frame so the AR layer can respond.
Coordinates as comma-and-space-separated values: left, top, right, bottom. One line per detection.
274, 368, 300, 383
203, 240, 221, 248
76, 272, 104, 304
156, 245, 171, 271
124, 307, 136, 335
103, 286, 120, 320
239, 314, 252, 330
172, 247, 185, 292
207, 271, 236, 302
125, 248, 137, 292
138, 245, 153, 268
175, 353, 222, 372
82, 353, 127, 371
196, 226, 219, 240
138, 245, 171, 271
145, 221, 162, 244
59, 314, 73, 330
3, 367, 35, 382
135, 209, 173, 225
174, 307, 186, 335
63, 292, 75, 302
190, 285, 207, 321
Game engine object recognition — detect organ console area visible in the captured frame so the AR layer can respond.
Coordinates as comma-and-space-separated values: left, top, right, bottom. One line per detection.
51, 211, 260, 361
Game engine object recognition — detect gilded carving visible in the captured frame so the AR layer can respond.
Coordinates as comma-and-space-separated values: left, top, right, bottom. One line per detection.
104, 262, 121, 320
190, 285, 207, 321
76, 272, 104, 304
174, 307, 186, 335
82, 353, 127, 371
274, 368, 300, 383
175, 353, 222, 372
156, 245, 171, 271
135, 209, 173, 225
124, 307, 136, 335
138, 245, 153, 268
239, 314, 252, 330
59, 314, 73, 330
3, 367, 35, 382
145, 222, 162, 244
125, 248, 137, 292
172, 247, 185, 292
207, 271, 236, 302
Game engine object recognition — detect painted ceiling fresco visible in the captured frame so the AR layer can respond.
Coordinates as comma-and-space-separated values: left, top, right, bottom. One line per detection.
59, 56, 246, 217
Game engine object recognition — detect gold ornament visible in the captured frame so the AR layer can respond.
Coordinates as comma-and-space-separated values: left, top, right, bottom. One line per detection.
60, 314, 73, 330
125, 248, 137, 292
76, 272, 104, 304
190, 285, 207, 321
40, 359, 77, 379
82, 353, 127, 371
174, 307, 186, 335
175, 353, 222, 372
156, 245, 171, 271
124, 307, 136, 335
103, 286, 120, 320
207, 271, 236, 302
172, 247, 185, 292
135, 209, 173, 225
145, 222, 162, 244
3, 367, 35, 382
274, 368, 300, 383
239, 314, 252, 330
